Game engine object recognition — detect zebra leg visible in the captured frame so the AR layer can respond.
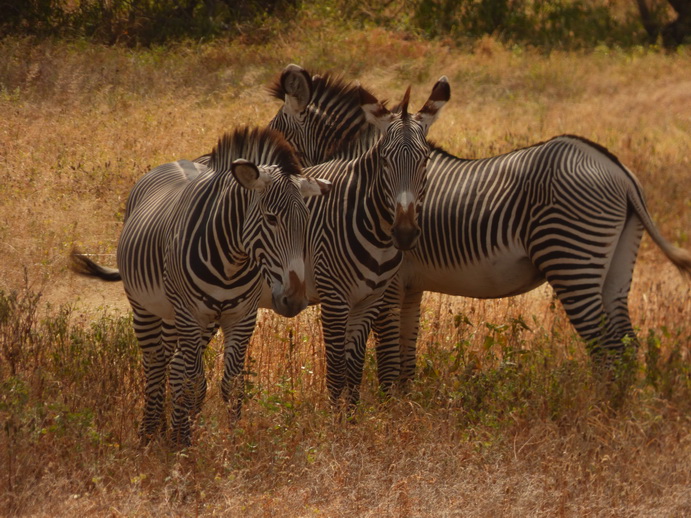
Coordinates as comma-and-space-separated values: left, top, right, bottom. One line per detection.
601, 215, 644, 355
398, 290, 424, 388
596, 215, 645, 401
319, 298, 349, 407
344, 302, 380, 406
132, 306, 168, 444
189, 322, 219, 420
544, 217, 643, 366
219, 310, 258, 425
169, 313, 205, 447
528, 203, 631, 362
372, 277, 403, 394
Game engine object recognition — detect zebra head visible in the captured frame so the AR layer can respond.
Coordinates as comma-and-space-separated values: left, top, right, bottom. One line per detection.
360, 77, 450, 251
212, 128, 331, 318
267, 64, 367, 167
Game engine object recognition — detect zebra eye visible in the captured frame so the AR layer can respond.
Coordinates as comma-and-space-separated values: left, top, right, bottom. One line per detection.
265, 213, 279, 226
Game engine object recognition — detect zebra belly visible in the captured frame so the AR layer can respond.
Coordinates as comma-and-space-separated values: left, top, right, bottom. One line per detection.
403, 252, 545, 299
125, 284, 176, 321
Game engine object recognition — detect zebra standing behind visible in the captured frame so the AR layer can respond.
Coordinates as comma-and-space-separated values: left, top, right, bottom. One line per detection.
71, 127, 331, 446
373, 135, 691, 388
267, 69, 451, 405
266, 64, 691, 395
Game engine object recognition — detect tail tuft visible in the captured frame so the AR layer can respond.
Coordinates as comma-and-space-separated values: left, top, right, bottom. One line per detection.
668, 245, 691, 280
70, 248, 122, 282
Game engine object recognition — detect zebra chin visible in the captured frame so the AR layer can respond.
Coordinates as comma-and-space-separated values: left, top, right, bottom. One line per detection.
270, 270, 308, 318
271, 293, 308, 318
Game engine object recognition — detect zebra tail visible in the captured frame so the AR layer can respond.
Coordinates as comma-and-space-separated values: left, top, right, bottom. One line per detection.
626, 183, 691, 280
70, 248, 122, 282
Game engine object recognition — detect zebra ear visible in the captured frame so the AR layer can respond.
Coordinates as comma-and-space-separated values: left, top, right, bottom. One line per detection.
281, 64, 312, 116
298, 176, 332, 198
231, 159, 273, 192
360, 86, 394, 134
415, 76, 450, 134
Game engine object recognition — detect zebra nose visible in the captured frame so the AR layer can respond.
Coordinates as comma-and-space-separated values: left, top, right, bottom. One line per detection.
272, 270, 308, 318
392, 225, 421, 251
392, 202, 420, 251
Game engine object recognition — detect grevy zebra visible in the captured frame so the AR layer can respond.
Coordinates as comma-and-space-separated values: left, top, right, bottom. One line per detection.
267, 64, 691, 393
376, 136, 691, 386
71, 127, 330, 446
265, 73, 450, 405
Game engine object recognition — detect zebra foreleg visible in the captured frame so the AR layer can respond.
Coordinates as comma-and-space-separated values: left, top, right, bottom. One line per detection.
188, 323, 219, 420
319, 299, 349, 408
398, 290, 424, 388
372, 278, 403, 394
169, 315, 205, 447
219, 311, 257, 426
343, 302, 380, 407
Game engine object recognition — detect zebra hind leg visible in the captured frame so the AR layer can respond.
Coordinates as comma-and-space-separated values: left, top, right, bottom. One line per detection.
548, 275, 637, 407
598, 215, 645, 402
601, 214, 643, 353
132, 307, 169, 444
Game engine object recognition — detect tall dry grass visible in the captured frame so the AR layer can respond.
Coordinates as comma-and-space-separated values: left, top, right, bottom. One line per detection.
1, 30, 690, 516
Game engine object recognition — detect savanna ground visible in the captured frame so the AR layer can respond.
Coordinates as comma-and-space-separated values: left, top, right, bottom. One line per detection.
1, 20, 691, 517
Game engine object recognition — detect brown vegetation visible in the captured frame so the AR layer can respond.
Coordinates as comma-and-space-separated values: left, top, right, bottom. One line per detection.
1, 31, 690, 516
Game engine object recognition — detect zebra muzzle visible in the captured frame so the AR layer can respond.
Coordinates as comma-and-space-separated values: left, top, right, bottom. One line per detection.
392, 202, 420, 251
272, 269, 308, 318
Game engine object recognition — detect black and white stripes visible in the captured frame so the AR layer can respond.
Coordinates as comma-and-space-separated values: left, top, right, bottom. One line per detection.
265, 64, 690, 394
72, 127, 331, 445
375, 134, 691, 386
267, 66, 450, 404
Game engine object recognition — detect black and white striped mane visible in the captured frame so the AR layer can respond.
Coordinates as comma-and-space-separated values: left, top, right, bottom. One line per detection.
269, 71, 382, 160
209, 126, 301, 178
268, 71, 364, 115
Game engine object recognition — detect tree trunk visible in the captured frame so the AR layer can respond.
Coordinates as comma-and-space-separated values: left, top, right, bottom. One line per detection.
663, 0, 691, 47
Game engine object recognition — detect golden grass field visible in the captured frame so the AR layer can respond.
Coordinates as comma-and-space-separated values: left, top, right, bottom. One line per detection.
1, 28, 690, 516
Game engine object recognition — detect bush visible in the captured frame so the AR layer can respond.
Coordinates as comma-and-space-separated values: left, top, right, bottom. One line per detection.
0, 0, 300, 45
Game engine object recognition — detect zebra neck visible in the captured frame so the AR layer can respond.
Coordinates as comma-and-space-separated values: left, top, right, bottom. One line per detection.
361, 150, 395, 246
193, 176, 251, 278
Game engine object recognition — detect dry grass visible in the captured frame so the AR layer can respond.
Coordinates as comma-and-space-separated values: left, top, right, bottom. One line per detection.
1, 29, 690, 517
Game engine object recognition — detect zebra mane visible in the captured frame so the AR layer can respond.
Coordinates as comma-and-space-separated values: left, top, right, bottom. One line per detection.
270, 69, 383, 155
399, 86, 411, 119
310, 73, 364, 114
269, 70, 366, 115
209, 126, 301, 178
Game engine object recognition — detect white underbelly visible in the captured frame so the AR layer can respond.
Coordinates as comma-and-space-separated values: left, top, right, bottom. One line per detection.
403, 250, 544, 299
125, 285, 175, 320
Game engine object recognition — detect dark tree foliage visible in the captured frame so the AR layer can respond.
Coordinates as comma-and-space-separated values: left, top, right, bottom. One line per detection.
0, 0, 299, 45
411, 0, 637, 48
636, 0, 691, 47
0, 0, 688, 48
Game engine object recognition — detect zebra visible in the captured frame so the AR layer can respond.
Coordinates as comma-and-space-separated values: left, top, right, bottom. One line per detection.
265, 69, 451, 405
137, 73, 449, 411
265, 64, 691, 393
373, 136, 691, 388
71, 126, 331, 446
